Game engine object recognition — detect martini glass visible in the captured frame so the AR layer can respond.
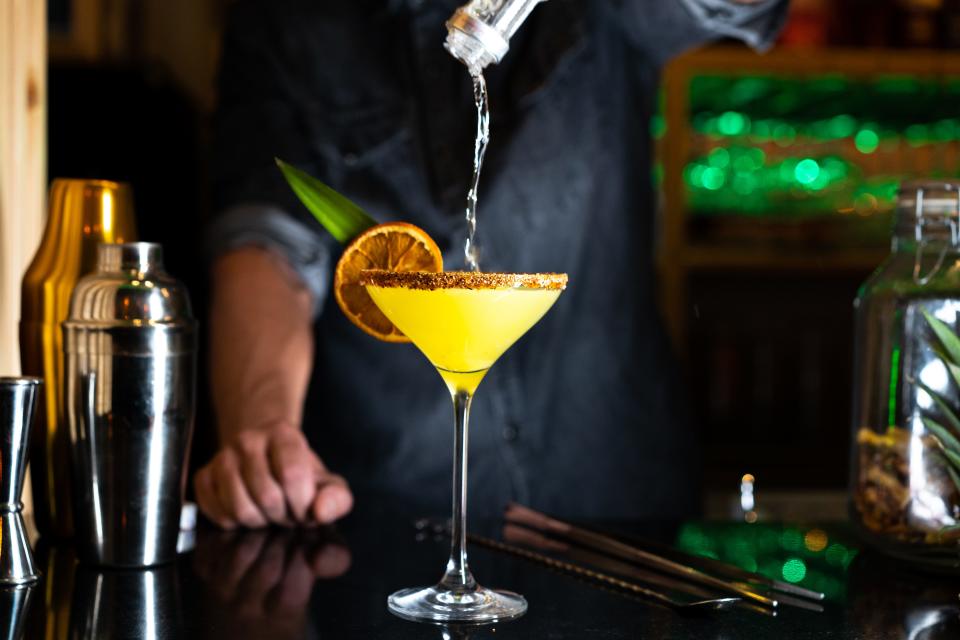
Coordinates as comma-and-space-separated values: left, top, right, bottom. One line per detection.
361, 270, 567, 623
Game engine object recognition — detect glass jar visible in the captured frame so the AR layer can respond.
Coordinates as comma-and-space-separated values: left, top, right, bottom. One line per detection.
851, 180, 960, 571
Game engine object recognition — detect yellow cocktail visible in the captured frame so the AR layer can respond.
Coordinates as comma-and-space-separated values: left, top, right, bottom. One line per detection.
364, 272, 564, 395
360, 269, 567, 623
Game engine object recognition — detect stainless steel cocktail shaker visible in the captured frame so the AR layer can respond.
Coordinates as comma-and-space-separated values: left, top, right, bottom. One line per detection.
63, 243, 196, 567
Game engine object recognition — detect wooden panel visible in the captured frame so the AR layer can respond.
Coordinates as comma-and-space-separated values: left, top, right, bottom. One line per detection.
0, 0, 46, 374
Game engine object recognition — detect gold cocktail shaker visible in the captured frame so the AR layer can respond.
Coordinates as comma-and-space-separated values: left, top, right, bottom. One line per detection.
19, 179, 137, 539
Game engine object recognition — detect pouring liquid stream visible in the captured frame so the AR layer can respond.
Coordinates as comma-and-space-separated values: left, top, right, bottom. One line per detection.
464, 70, 490, 272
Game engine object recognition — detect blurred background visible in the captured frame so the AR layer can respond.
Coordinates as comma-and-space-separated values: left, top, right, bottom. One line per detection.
8, 0, 960, 509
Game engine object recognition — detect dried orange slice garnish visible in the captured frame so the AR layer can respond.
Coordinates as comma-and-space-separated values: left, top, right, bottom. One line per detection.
333, 222, 443, 342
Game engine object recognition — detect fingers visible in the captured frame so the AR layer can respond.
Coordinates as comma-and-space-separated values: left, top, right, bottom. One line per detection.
214, 450, 269, 529
194, 464, 235, 530
311, 474, 353, 525
267, 429, 323, 523
236, 433, 290, 524
195, 425, 353, 530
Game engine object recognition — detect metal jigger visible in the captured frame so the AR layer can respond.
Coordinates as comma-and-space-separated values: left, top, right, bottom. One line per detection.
0, 378, 41, 585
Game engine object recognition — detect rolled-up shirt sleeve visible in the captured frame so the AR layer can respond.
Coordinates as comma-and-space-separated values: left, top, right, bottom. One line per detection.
206, 204, 331, 316
610, 0, 788, 65
679, 0, 787, 50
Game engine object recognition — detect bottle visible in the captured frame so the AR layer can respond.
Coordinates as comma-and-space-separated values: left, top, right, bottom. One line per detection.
851, 180, 960, 572
445, 0, 548, 73
19, 179, 137, 539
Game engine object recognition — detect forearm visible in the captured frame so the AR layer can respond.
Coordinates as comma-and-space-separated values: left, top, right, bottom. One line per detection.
209, 246, 315, 443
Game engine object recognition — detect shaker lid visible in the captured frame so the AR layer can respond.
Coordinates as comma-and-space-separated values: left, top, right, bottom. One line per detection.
66, 243, 194, 324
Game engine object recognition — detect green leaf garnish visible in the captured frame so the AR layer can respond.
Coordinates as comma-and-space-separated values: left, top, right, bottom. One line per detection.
917, 380, 960, 436
930, 345, 960, 389
922, 417, 960, 455
276, 158, 377, 244
946, 463, 960, 496
915, 311, 960, 513
944, 447, 960, 472
922, 309, 960, 366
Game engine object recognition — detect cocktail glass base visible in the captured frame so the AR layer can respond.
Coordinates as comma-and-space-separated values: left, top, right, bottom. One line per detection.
387, 584, 527, 623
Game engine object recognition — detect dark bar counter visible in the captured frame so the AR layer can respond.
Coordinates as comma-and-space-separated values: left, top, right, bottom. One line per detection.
13, 506, 960, 639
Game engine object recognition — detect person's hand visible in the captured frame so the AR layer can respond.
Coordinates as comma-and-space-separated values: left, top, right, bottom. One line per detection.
194, 422, 353, 529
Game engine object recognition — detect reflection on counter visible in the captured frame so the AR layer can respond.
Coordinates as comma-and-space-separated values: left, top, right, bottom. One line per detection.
17, 527, 352, 640
439, 624, 487, 639
24, 543, 74, 640
191, 528, 351, 639
70, 564, 184, 639
0, 585, 34, 640
849, 553, 960, 640
7, 520, 960, 639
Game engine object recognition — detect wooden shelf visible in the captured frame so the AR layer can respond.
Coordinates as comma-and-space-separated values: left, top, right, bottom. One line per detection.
677, 246, 888, 272
670, 44, 960, 76
656, 43, 957, 348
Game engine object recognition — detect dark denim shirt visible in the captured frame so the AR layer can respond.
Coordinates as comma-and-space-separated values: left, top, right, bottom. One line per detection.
209, 0, 786, 518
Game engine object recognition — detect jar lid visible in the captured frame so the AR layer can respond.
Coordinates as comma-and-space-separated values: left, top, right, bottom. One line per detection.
66, 242, 193, 325
897, 180, 960, 218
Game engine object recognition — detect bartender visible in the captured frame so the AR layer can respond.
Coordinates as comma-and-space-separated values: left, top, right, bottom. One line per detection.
195, 0, 787, 529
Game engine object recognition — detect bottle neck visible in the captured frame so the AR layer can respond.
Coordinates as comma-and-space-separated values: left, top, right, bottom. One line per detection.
444, 0, 544, 72
892, 213, 960, 254
97, 242, 164, 274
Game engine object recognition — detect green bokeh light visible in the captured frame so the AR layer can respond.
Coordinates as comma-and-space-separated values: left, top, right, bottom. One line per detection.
779, 159, 798, 183
674, 523, 855, 604
822, 157, 848, 179
934, 119, 955, 141
829, 114, 857, 138
855, 129, 880, 154
718, 111, 748, 136
733, 174, 758, 195
782, 558, 807, 583
824, 543, 848, 566
780, 528, 803, 551
685, 164, 706, 187
701, 167, 726, 190
752, 119, 772, 140
733, 155, 756, 172
794, 159, 820, 185
773, 123, 796, 145
708, 147, 731, 168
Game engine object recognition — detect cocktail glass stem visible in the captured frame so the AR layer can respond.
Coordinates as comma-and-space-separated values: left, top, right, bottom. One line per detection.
439, 390, 477, 593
